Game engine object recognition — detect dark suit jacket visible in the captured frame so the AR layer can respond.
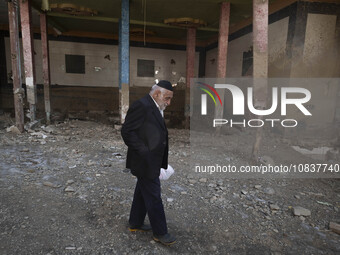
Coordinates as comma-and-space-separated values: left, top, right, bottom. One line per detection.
121, 94, 168, 179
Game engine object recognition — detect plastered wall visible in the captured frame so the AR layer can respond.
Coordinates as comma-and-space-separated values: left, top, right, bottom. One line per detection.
130, 47, 199, 87
288, 13, 339, 139
206, 13, 339, 79
299, 13, 338, 77
4, 38, 199, 87
205, 17, 289, 78
204, 12, 340, 140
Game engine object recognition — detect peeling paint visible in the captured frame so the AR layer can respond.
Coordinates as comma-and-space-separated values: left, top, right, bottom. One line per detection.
8, 1, 24, 132
119, 83, 129, 123
186, 27, 196, 88
253, 0, 268, 80
253, 0, 268, 54
25, 76, 33, 87
217, 1, 230, 78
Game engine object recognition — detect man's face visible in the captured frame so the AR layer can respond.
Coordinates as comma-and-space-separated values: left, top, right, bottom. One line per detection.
154, 89, 173, 111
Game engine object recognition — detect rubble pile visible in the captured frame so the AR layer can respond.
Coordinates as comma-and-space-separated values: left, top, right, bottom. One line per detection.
0, 115, 339, 254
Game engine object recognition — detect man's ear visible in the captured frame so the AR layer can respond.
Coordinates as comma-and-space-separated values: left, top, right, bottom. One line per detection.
154, 90, 161, 98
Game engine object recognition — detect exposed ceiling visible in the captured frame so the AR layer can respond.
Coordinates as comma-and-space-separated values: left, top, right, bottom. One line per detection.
0, 0, 283, 45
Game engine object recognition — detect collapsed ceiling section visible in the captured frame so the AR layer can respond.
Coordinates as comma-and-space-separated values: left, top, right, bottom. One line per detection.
49, 3, 98, 16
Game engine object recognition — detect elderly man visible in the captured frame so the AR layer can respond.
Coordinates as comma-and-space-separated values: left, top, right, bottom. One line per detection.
121, 80, 176, 245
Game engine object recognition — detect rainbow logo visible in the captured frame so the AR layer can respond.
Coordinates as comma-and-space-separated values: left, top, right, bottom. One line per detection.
196, 82, 223, 106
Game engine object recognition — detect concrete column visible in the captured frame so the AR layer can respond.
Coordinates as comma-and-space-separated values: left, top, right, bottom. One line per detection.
118, 0, 130, 124
253, 0, 268, 89
252, 0, 268, 162
217, 2, 230, 78
40, 13, 51, 124
215, 1, 230, 121
185, 27, 196, 129
20, 0, 37, 122
8, 0, 24, 132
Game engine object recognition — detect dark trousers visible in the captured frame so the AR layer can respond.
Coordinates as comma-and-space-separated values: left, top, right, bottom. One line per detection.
129, 177, 168, 235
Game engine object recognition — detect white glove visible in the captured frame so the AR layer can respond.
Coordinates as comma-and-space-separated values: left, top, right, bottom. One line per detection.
159, 164, 174, 180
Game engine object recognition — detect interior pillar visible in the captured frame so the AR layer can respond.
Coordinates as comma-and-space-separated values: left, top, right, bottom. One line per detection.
252, 0, 269, 162
118, 0, 130, 124
20, 0, 37, 122
40, 13, 51, 124
215, 1, 230, 122
8, 0, 24, 132
185, 27, 196, 129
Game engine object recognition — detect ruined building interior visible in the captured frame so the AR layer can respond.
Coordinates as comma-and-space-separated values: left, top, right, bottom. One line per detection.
0, 0, 340, 254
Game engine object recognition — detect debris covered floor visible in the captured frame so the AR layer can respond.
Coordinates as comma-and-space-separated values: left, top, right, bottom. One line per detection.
0, 116, 339, 254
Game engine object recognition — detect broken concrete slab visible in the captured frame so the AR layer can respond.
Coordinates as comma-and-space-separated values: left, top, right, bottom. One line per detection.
25, 119, 42, 131
65, 186, 75, 192
43, 181, 59, 188
6, 125, 21, 134
293, 206, 311, 217
30, 132, 48, 139
292, 146, 332, 161
270, 204, 280, 210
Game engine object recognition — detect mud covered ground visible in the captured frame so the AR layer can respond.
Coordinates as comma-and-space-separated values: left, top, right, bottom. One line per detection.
0, 114, 339, 254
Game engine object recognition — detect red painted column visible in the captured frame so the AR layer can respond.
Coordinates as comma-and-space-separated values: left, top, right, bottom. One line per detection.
20, 0, 37, 122
185, 27, 196, 128
252, 0, 268, 162
8, 0, 24, 132
40, 13, 51, 124
186, 28, 196, 88
253, 0, 268, 107
215, 1, 230, 122
217, 1, 230, 78
253, 0, 268, 79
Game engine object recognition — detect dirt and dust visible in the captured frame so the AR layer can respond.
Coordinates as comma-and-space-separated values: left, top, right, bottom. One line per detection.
0, 113, 339, 254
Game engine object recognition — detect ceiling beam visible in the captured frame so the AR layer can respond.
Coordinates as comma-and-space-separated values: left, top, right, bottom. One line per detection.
0, 23, 206, 47
46, 12, 219, 32
60, 30, 206, 47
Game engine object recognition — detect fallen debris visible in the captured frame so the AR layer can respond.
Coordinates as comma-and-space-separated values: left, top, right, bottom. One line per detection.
6, 125, 21, 134
270, 204, 280, 211
65, 186, 76, 192
43, 181, 59, 188
1, 118, 339, 254
293, 206, 311, 217
30, 131, 48, 139
291, 146, 332, 161
316, 201, 333, 207
329, 222, 340, 235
